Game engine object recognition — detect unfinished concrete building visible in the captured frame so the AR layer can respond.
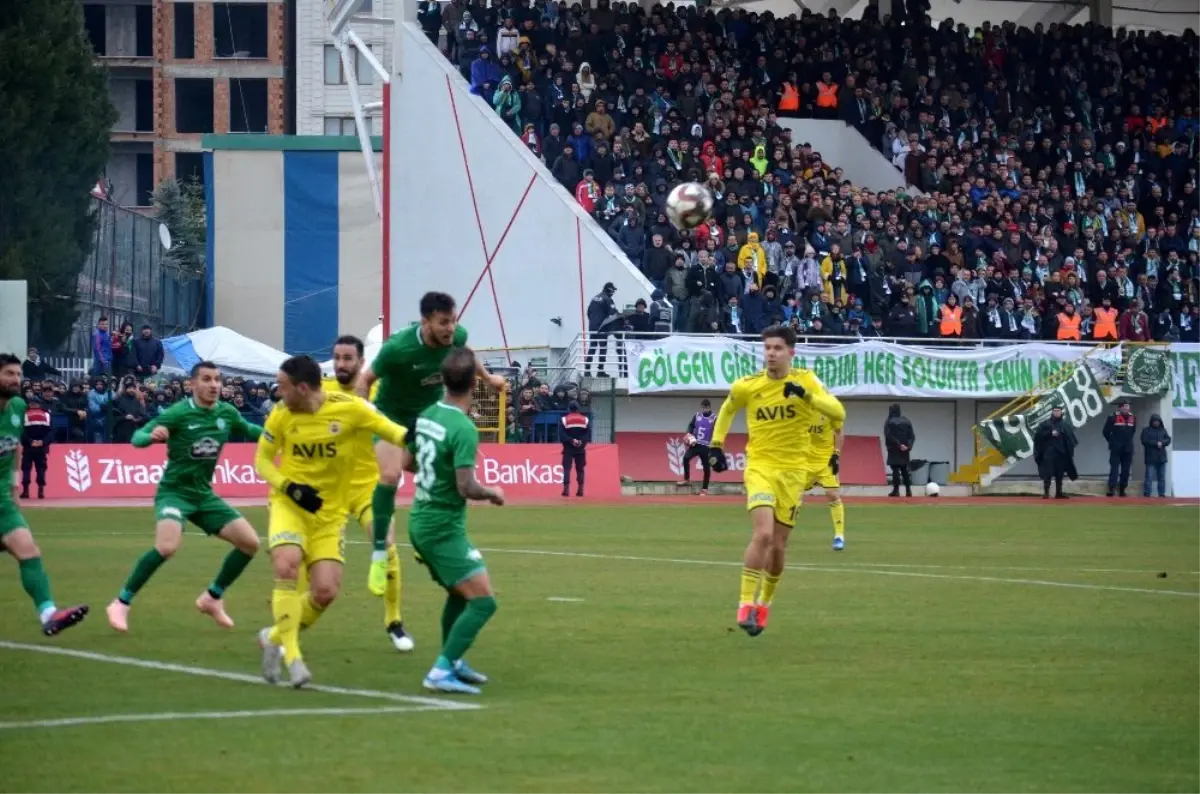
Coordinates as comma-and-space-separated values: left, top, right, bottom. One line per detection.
82, 0, 290, 207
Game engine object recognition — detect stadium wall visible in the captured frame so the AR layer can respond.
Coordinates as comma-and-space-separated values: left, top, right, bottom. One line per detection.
204, 136, 383, 359
387, 21, 653, 351
618, 394, 1166, 481
777, 120, 915, 194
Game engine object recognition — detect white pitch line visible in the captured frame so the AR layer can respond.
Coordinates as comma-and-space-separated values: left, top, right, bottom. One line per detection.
464, 547, 1200, 598
547, 597, 584, 602
0, 706, 439, 732
0, 641, 482, 711
45, 531, 1200, 578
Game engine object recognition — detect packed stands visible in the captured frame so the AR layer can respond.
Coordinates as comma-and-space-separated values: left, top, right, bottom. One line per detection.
429, 2, 1199, 343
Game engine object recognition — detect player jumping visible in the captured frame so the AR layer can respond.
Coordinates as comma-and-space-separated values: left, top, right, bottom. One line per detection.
707, 326, 845, 636
355, 292, 506, 599
256, 355, 409, 688
408, 348, 504, 695
805, 413, 847, 551
107, 361, 263, 633
0, 353, 89, 636
324, 335, 413, 652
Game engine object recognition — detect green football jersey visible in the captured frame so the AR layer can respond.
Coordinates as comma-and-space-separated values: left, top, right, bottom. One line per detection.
134, 398, 261, 498
0, 397, 25, 502
372, 323, 469, 419
410, 401, 479, 518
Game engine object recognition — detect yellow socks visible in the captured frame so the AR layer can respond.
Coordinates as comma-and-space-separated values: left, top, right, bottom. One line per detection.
759, 573, 782, 606
831, 500, 845, 539
299, 592, 326, 631
739, 568, 763, 605
269, 578, 302, 664
384, 544, 403, 626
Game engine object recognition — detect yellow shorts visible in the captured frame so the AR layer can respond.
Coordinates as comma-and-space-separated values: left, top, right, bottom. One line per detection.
804, 463, 840, 492
268, 498, 347, 565
743, 467, 808, 527
347, 484, 375, 533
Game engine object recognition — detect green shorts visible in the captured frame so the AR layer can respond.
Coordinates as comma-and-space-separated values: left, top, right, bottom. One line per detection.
373, 413, 417, 447
409, 515, 485, 589
155, 492, 242, 536
0, 501, 29, 537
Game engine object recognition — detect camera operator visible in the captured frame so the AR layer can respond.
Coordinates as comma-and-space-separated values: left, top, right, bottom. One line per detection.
676, 399, 716, 494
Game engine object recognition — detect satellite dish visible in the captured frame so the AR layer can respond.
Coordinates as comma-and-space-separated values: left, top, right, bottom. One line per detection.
158, 224, 172, 250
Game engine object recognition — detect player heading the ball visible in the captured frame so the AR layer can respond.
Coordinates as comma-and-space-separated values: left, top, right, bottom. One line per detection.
707, 325, 845, 636
354, 292, 507, 601
255, 354, 408, 689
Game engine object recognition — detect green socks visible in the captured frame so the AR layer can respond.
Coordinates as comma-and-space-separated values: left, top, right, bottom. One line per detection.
208, 548, 255, 598
371, 483, 398, 551
441, 592, 467, 645
442, 595, 497, 663
18, 557, 55, 617
119, 549, 167, 604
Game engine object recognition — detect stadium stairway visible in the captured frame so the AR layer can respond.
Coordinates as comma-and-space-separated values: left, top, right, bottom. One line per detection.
950, 345, 1128, 488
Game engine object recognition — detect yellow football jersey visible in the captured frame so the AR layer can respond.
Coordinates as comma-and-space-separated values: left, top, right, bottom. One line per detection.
255, 391, 406, 521
712, 367, 844, 470
805, 412, 844, 465
322, 375, 380, 489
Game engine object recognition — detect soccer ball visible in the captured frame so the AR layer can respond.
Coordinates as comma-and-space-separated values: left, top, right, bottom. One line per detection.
683, 433, 697, 446
925, 482, 940, 497
666, 182, 714, 230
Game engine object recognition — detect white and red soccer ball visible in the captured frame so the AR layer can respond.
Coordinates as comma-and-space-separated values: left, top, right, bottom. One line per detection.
666, 182, 714, 231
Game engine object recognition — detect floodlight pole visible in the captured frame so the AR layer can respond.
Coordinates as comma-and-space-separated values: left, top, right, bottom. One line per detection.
328, 5, 394, 218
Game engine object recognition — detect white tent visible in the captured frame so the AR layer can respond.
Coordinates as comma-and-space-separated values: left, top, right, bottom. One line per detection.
162, 326, 289, 380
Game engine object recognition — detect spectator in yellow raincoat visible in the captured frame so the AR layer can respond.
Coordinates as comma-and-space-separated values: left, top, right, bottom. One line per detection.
820, 244, 849, 302
738, 232, 768, 285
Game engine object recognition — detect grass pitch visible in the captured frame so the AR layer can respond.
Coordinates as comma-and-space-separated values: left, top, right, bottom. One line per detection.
1, 501, 1197, 793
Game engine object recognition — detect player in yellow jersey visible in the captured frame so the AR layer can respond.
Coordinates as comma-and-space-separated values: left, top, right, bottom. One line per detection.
254, 354, 408, 688
323, 335, 413, 652
803, 412, 847, 551
708, 325, 845, 637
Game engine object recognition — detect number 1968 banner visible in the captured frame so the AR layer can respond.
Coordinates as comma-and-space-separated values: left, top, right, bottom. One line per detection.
624, 337, 1096, 399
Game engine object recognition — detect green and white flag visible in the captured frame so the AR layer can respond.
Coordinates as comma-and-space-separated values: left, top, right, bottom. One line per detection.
979, 362, 1108, 461
1123, 347, 1172, 396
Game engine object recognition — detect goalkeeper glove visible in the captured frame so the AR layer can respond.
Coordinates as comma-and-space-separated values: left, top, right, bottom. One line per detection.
285, 481, 323, 514
708, 446, 729, 473
829, 453, 840, 476
782, 381, 807, 400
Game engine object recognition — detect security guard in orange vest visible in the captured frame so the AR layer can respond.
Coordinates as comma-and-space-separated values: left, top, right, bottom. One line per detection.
778, 82, 799, 113
1056, 304, 1081, 340
1093, 299, 1118, 341
939, 298, 963, 337
815, 72, 838, 116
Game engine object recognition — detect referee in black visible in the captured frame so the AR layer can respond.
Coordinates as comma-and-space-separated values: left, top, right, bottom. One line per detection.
560, 400, 591, 497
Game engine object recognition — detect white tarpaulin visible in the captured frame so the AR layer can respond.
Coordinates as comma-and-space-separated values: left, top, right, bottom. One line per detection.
162, 327, 289, 379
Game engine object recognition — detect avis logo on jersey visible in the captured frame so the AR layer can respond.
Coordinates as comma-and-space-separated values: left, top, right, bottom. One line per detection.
755, 405, 798, 421
291, 442, 337, 459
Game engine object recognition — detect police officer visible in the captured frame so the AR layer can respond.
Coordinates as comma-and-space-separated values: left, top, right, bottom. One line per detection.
1102, 400, 1137, 497
676, 399, 716, 494
560, 400, 590, 497
21, 392, 54, 500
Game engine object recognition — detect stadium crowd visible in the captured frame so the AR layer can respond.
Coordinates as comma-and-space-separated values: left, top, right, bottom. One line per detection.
431, 1, 1200, 341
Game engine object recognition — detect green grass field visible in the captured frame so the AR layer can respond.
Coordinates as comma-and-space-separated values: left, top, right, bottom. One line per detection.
1, 502, 1197, 793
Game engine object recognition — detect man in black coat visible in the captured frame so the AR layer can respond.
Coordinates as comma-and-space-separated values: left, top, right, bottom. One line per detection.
1034, 405, 1078, 499
20, 392, 55, 500
1102, 400, 1136, 497
884, 403, 915, 497
559, 401, 590, 497
585, 282, 619, 376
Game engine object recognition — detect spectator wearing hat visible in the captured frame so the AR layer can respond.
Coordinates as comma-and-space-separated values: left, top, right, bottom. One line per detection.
1034, 405, 1077, 500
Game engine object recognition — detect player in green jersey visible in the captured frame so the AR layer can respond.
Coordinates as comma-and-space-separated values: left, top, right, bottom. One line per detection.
0, 353, 89, 635
408, 348, 504, 694
106, 361, 264, 633
355, 292, 507, 598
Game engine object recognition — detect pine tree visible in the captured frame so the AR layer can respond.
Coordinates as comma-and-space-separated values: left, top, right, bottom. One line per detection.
0, 0, 117, 349
152, 176, 207, 279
